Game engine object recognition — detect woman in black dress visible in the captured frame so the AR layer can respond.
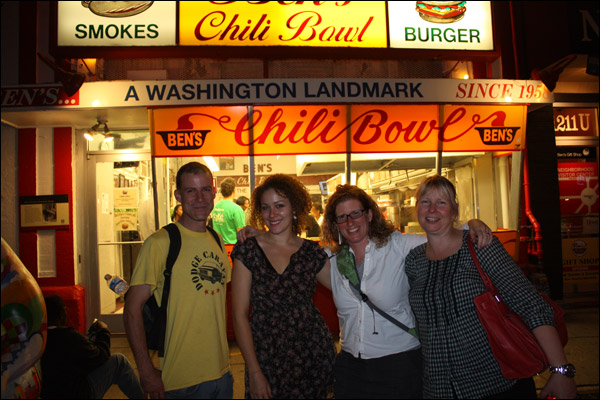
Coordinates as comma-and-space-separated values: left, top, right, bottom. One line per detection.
231, 174, 335, 399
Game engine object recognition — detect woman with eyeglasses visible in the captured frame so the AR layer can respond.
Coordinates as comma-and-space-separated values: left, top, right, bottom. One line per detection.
321, 184, 492, 399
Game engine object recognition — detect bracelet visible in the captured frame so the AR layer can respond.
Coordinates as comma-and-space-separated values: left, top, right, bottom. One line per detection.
549, 363, 576, 378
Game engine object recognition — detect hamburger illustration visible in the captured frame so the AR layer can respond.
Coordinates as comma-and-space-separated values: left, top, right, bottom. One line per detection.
416, 1, 467, 24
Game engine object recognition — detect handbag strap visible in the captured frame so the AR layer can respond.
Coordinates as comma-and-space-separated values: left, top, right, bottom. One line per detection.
336, 245, 418, 338
467, 239, 498, 295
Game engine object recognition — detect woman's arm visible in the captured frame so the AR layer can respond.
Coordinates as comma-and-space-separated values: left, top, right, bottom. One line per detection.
316, 258, 332, 290
534, 325, 577, 399
466, 219, 493, 248
475, 241, 576, 398
236, 225, 265, 243
231, 258, 272, 399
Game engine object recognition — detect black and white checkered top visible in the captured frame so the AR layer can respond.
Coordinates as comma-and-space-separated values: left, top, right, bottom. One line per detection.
406, 230, 555, 399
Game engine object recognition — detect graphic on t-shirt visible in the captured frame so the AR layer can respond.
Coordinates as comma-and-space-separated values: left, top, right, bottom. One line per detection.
190, 252, 226, 292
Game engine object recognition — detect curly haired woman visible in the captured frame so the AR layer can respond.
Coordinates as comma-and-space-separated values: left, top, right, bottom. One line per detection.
231, 174, 335, 399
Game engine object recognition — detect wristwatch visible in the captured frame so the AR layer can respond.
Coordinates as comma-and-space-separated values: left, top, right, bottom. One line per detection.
549, 363, 576, 378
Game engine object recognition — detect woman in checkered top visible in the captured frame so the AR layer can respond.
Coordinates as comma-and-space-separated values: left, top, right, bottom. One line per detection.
405, 175, 576, 399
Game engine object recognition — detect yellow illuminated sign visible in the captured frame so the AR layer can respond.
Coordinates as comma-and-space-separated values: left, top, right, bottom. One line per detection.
179, 1, 387, 47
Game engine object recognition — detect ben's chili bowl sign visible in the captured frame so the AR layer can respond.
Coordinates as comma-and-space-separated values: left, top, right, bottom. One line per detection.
179, 1, 387, 47
150, 104, 526, 157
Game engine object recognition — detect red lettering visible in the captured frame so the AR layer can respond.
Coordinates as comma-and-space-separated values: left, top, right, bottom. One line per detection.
304, 108, 342, 143
489, 83, 500, 98
501, 84, 513, 98
439, 108, 468, 141
456, 83, 467, 99
351, 110, 386, 144
195, 11, 226, 40
281, 11, 321, 41
195, 11, 270, 41
351, 110, 441, 145
250, 108, 344, 145
280, 11, 373, 42
209, 1, 349, 6
260, 108, 287, 143
447, 110, 508, 142
234, 113, 254, 145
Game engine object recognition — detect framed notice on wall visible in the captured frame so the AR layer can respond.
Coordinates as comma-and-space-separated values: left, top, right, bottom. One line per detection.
20, 194, 70, 230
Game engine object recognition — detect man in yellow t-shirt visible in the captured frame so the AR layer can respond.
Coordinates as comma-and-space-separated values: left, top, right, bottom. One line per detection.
124, 162, 232, 399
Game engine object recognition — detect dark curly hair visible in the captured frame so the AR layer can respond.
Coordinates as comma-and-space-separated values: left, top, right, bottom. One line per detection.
249, 174, 312, 235
322, 184, 395, 253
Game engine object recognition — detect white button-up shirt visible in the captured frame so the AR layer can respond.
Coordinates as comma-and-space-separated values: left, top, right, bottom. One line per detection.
328, 231, 426, 359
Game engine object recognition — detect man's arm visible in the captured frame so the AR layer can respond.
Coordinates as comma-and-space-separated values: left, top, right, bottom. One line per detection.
123, 284, 165, 399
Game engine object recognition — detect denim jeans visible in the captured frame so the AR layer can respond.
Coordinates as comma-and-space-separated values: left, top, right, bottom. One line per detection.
87, 353, 145, 399
165, 371, 233, 399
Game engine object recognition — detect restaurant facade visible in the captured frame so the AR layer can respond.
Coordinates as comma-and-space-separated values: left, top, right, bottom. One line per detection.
1, 1, 598, 334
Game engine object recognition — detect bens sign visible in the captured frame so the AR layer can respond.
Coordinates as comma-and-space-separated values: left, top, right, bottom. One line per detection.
150, 104, 528, 157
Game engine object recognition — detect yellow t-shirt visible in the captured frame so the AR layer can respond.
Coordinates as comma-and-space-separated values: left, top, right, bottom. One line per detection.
130, 222, 231, 391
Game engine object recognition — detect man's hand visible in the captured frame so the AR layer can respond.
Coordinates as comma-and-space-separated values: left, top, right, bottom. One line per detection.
140, 366, 166, 399
124, 285, 163, 397
94, 320, 109, 330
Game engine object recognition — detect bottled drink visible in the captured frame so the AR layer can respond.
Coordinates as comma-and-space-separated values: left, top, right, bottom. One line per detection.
104, 274, 129, 295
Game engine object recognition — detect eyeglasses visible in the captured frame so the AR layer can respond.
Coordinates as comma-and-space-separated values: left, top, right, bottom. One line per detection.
335, 209, 366, 224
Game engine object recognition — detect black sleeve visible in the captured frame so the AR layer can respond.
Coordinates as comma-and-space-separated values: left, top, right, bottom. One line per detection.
72, 328, 111, 373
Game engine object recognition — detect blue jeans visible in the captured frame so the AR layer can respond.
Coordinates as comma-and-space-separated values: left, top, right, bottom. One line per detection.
87, 353, 145, 399
165, 371, 233, 399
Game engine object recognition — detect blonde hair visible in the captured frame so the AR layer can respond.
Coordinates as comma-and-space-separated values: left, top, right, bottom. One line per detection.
416, 175, 459, 220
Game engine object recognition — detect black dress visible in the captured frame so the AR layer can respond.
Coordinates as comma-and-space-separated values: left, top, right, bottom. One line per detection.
231, 237, 335, 399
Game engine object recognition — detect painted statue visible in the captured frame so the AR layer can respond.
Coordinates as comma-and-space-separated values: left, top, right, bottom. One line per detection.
1, 237, 46, 398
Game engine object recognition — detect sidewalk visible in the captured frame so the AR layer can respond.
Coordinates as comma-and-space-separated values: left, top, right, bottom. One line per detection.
106, 304, 598, 399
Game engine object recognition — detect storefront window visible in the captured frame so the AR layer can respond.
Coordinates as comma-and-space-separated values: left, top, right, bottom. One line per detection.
557, 146, 599, 294
554, 107, 599, 295
85, 130, 150, 152
155, 151, 518, 239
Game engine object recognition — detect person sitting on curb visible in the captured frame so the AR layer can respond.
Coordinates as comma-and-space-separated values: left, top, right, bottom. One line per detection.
41, 295, 144, 399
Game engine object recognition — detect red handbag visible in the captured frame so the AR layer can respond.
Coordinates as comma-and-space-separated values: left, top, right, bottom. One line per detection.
468, 239, 568, 379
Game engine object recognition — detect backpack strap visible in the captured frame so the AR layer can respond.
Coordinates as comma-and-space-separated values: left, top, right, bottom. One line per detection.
156, 223, 222, 357
206, 225, 224, 252
157, 223, 181, 357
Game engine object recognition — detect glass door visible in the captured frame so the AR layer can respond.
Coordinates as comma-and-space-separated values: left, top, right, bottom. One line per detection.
89, 153, 154, 331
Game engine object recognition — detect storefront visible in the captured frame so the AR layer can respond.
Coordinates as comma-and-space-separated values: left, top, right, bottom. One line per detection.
2, 1, 597, 334
3, 75, 554, 333
554, 107, 599, 294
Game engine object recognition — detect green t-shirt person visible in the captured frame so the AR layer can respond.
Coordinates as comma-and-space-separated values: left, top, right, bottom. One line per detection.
212, 199, 245, 244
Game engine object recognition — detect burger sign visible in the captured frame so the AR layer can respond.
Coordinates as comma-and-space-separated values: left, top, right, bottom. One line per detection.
388, 1, 493, 51
416, 1, 467, 23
